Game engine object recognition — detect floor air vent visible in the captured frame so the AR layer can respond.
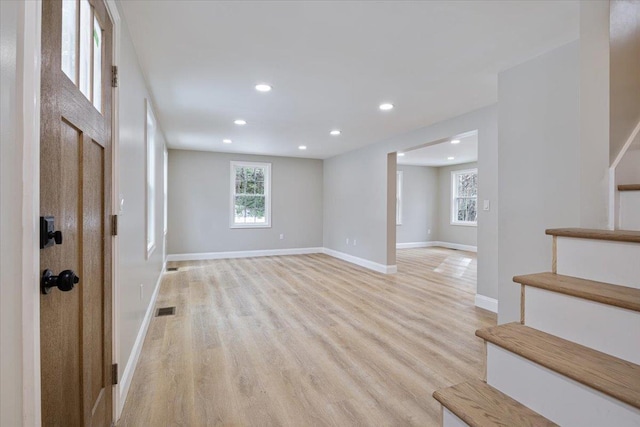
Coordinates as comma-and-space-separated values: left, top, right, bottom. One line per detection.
167, 267, 178, 272
156, 307, 176, 317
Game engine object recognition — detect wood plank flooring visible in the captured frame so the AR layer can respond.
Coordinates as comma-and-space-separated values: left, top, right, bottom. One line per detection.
118, 247, 495, 427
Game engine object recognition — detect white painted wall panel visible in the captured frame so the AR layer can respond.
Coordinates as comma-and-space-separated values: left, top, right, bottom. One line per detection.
525, 287, 640, 364
556, 237, 640, 288
487, 344, 640, 426
497, 41, 581, 323
620, 191, 640, 231
443, 408, 469, 427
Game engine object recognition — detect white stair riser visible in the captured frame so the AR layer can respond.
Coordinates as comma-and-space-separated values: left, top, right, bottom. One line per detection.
620, 192, 640, 231
442, 408, 469, 427
556, 237, 640, 288
524, 286, 640, 364
486, 344, 640, 427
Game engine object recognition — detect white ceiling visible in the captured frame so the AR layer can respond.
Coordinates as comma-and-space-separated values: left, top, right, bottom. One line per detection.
398, 132, 478, 167
120, 1, 579, 159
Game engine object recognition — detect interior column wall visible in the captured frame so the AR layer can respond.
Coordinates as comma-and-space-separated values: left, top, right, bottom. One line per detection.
498, 41, 581, 323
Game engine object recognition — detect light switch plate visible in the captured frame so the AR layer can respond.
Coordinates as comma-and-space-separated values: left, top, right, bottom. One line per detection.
483, 200, 490, 211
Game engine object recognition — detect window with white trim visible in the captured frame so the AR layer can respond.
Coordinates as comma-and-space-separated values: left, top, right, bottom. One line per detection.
451, 168, 478, 226
230, 161, 271, 228
145, 100, 156, 257
396, 171, 403, 225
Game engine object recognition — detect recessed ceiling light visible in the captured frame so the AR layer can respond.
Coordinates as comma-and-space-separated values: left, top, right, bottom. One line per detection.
330, 130, 341, 136
234, 119, 247, 125
379, 103, 394, 111
223, 139, 232, 144
451, 139, 461, 144
255, 84, 272, 92
298, 145, 307, 150
397, 153, 405, 157
447, 156, 455, 160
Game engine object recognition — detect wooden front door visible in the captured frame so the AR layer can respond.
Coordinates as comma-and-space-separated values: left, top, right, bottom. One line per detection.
40, 0, 113, 425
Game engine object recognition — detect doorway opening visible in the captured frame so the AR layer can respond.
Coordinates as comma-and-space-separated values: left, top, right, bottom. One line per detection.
391, 130, 478, 293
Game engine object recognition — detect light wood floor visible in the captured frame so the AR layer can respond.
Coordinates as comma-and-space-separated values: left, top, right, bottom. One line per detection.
118, 248, 495, 427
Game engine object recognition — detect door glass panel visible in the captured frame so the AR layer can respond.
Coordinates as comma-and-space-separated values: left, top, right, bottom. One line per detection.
79, 0, 92, 100
92, 16, 102, 112
61, 0, 77, 82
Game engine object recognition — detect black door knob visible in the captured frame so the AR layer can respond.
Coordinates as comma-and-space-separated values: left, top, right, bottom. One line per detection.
41, 269, 80, 295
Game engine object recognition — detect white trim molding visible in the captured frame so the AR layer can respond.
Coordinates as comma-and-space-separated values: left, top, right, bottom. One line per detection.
396, 241, 477, 253
229, 161, 272, 229
104, 0, 122, 421
396, 241, 432, 249
166, 247, 323, 262
434, 241, 477, 253
475, 294, 498, 313
116, 267, 163, 418
322, 248, 397, 274
16, 1, 43, 425
166, 247, 398, 275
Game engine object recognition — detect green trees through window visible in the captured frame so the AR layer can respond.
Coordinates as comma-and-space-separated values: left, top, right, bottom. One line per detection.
231, 162, 271, 227
452, 169, 478, 225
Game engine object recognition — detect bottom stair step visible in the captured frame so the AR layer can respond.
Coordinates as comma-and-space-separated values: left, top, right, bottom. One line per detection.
432, 379, 558, 427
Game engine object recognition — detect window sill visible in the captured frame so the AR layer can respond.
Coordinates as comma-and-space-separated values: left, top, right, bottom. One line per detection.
450, 222, 477, 227
230, 224, 272, 229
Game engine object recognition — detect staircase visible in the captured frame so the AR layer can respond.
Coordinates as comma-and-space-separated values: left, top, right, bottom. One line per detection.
433, 228, 640, 426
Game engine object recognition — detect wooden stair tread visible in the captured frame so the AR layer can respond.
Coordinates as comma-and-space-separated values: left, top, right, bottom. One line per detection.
513, 272, 640, 312
545, 228, 640, 243
618, 184, 640, 191
476, 323, 640, 409
433, 379, 558, 427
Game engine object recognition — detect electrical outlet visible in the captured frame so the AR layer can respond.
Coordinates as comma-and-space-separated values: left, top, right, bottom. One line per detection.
353, 239, 357, 246
428, 229, 431, 234
346, 238, 349, 245
279, 234, 284, 240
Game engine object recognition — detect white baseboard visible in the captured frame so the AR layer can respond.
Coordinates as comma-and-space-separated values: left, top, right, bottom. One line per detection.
475, 294, 498, 313
116, 269, 163, 417
396, 241, 433, 249
166, 247, 324, 262
322, 248, 397, 274
396, 241, 477, 252
167, 246, 397, 275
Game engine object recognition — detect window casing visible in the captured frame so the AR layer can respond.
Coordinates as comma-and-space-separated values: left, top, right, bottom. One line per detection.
396, 171, 403, 225
451, 168, 478, 226
230, 161, 271, 228
145, 100, 156, 257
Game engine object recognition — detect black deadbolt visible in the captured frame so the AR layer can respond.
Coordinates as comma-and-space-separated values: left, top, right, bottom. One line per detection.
40, 216, 63, 249
41, 269, 80, 295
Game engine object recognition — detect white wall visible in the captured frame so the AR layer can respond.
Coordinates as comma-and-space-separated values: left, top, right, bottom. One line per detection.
437, 162, 478, 247
616, 144, 640, 185
498, 41, 581, 323
167, 150, 323, 255
580, 0, 610, 228
610, 0, 640, 162
396, 165, 438, 244
115, 0, 167, 398
324, 106, 498, 300
1, 2, 23, 425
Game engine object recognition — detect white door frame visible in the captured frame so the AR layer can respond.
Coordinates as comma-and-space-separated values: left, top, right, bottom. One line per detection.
104, 0, 122, 420
18, 1, 43, 425
18, 0, 121, 424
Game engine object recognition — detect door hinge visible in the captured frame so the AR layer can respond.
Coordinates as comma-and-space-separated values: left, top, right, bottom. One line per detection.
111, 214, 118, 236
112, 363, 118, 385
111, 65, 118, 88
